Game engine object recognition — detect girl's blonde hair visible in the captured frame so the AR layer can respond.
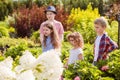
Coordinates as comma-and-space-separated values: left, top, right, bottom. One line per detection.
43, 22, 60, 49
67, 32, 84, 48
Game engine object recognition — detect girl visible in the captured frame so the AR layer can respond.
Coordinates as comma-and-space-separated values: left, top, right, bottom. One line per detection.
40, 6, 64, 42
66, 32, 84, 66
42, 22, 61, 52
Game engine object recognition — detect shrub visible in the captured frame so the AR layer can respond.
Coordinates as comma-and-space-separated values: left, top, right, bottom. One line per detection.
83, 44, 94, 63
5, 43, 28, 59
63, 0, 100, 12
93, 50, 120, 79
106, 50, 120, 80
106, 20, 118, 42
0, 20, 16, 38
64, 61, 102, 80
67, 4, 100, 43
0, 37, 34, 54
30, 30, 40, 43
14, 4, 69, 37
63, 31, 72, 42
0, 21, 9, 28
0, 55, 5, 61
14, 5, 46, 37
34, 0, 63, 7
28, 47, 42, 58
107, 61, 120, 80
0, 37, 34, 47
61, 42, 71, 63
0, 27, 9, 37
5, 15, 15, 26
100, 77, 115, 80
0, 0, 13, 20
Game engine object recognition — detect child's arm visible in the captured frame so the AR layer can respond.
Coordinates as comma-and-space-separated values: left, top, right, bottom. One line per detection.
59, 22, 64, 41
59, 34, 64, 41
40, 23, 44, 43
78, 54, 83, 60
106, 37, 118, 53
64, 58, 69, 69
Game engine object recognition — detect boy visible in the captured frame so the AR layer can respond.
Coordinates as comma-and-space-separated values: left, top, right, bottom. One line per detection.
40, 6, 64, 42
93, 17, 118, 66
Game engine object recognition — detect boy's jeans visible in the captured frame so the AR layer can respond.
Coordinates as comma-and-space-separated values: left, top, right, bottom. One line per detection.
93, 61, 97, 66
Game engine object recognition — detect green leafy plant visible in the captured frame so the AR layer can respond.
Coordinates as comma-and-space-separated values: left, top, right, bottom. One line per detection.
14, 4, 68, 37
5, 43, 28, 59
100, 77, 115, 80
28, 47, 42, 58
0, 27, 9, 37
64, 61, 102, 80
61, 42, 72, 63
83, 44, 94, 63
107, 60, 120, 80
0, 37, 34, 54
106, 50, 120, 80
63, 31, 72, 42
106, 20, 118, 42
67, 3, 100, 43
30, 30, 40, 43
0, 0, 13, 20
62, 0, 100, 12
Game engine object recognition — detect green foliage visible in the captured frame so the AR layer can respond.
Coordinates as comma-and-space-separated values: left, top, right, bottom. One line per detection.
5, 43, 28, 59
105, 50, 120, 80
0, 27, 9, 37
96, 60, 108, 69
34, 0, 63, 7
100, 77, 115, 80
0, 37, 34, 47
108, 50, 120, 62
67, 4, 100, 43
5, 15, 15, 26
107, 60, 120, 80
64, 61, 102, 80
62, 42, 120, 79
106, 20, 118, 42
63, 31, 72, 42
61, 42, 72, 63
0, 21, 9, 28
0, 20, 16, 38
0, 37, 34, 55
28, 47, 42, 58
0, 0, 13, 20
93, 50, 120, 79
83, 44, 94, 63
30, 30, 40, 43
104, 0, 120, 4
0, 55, 5, 61
62, 0, 100, 12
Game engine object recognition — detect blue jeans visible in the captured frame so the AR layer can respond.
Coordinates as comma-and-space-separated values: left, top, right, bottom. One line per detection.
93, 61, 97, 66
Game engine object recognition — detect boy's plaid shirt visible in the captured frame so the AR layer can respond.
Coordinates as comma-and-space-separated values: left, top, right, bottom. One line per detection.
94, 33, 118, 61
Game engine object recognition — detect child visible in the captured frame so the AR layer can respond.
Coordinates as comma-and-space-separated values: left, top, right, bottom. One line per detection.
41, 22, 60, 52
65, 32, 84, 67
40, 6, 64, 42
93, 17, 118, 66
